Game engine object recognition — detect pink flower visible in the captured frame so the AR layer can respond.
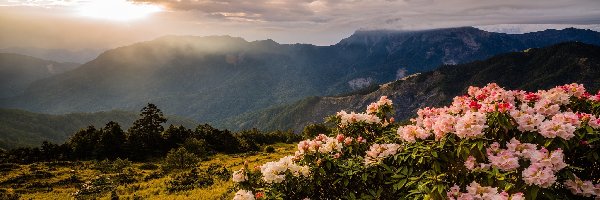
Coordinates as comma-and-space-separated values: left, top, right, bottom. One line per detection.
343, 137, 353, 145
510, 110, 544, 132
357, 136, 366, 143
559, 83, 586, 98
454, 111, 488, 139
336, 134, 345, 142
588, 116, 600, 129
534, 99, 560, 116
564, 175, 599, 198
524, 92, 540, 102
538, 119, 576, 140
496, 102, 512, 112
522, 163, 557, 188
510, 193, 525, 200
397, 125, 430, 143
487, 149, 520, 171
364, 143, 401, 166
464, 156, 476, 171
469, 101, 482, 110
432, 114, 456, 140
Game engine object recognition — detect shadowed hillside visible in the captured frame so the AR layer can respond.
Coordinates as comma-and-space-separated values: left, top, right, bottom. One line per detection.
222, 42, 600, 131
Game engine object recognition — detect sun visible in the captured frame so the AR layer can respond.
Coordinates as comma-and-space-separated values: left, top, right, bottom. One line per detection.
77, 0, 162, 21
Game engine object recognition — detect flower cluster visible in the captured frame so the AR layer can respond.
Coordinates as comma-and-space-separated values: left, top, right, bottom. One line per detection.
455, 111, 488, 139
447, 181, 525, 200
367, 96, 393, 114
364, 143, 401, 166
564, 175, 600, 198
260, 156, 310, 184
402, 83, 593, 144
465, 138, 567, 188
233, 83, 600, 200
397, 125, 429, 143
336, 110, 381, 127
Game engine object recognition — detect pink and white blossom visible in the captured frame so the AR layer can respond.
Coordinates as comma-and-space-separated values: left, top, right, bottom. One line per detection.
364, 143, 401, 166
454, 111, 488, 139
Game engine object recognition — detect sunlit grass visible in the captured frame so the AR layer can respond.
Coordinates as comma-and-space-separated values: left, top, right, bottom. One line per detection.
1, 143, 296, 199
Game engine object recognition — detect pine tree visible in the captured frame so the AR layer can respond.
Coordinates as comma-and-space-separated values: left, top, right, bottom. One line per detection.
127, 103, 167, 160
98, 121, 126, 159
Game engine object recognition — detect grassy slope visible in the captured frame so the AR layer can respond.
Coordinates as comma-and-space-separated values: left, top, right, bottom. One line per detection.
1, 143, 296, 199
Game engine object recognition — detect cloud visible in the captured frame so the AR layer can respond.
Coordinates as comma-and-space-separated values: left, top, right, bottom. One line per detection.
131, 0, 600, 27
1, 0, 600, 49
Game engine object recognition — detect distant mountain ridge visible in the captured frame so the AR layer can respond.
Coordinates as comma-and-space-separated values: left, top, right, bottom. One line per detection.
0, 53, 79, 98
0, 47, 103, 63
2, 27, 600, 126
221, 42, 600, 131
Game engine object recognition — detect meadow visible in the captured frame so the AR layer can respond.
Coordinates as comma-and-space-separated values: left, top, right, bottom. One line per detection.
0, 143, 296, 200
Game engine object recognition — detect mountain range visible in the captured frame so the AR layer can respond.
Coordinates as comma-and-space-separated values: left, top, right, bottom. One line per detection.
222, 42, 600, 131
0, 53, 79, 98
0, 47, 103, 64
1, 27, 600, 132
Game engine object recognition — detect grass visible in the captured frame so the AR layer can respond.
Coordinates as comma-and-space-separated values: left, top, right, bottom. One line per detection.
0, 143, 297, 200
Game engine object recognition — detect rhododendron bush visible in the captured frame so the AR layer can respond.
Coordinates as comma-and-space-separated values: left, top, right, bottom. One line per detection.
232, 83, 600, 200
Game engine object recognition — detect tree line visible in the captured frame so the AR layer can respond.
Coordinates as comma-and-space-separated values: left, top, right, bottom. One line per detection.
0, 104, 301, 163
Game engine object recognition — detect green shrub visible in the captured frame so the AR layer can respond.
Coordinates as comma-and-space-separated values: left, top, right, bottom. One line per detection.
112, 169, 138, 184
56, 174, 82, 186
138, 163, 159, 170
206, 163, 230, 181
264, 145, 275, 153
182, 138, 209, 158
166, 168, 213, 192
143, 171, 164, 181
0, 189, 20, 200
73, 175, 114, 199
162, 147, 199, 172
0, 163, 20, 172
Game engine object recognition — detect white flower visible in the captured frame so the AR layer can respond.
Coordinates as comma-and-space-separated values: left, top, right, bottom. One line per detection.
364, 143, 401, 166
232, 169, 248, 183
260, 156, 310, 184
233, 190, 255, 200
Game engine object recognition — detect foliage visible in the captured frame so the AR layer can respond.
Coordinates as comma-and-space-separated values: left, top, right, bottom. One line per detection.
302, 123, 332, 139
162, 147, 199, 171
73, 175, 114, 199
264, 146, 275, 153
182, 138, 209, 158
0, 143, 297, 199
1, 103, 299, 164
166, 168, 214, 192
127, 103, 168, 160
233, 83, 600, 199
93, 158, 132, 173
0, 108, 196, 150
0, 189, 20, 200
138, 163, 159, 170
207, 163, 231, 181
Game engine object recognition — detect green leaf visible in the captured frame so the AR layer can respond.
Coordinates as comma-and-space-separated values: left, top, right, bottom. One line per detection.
544, 139, 553, 147
527, 186, 540, 200
586, 126, 594, 134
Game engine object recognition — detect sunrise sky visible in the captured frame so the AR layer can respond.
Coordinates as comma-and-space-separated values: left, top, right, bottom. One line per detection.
1, 0, 600, 50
